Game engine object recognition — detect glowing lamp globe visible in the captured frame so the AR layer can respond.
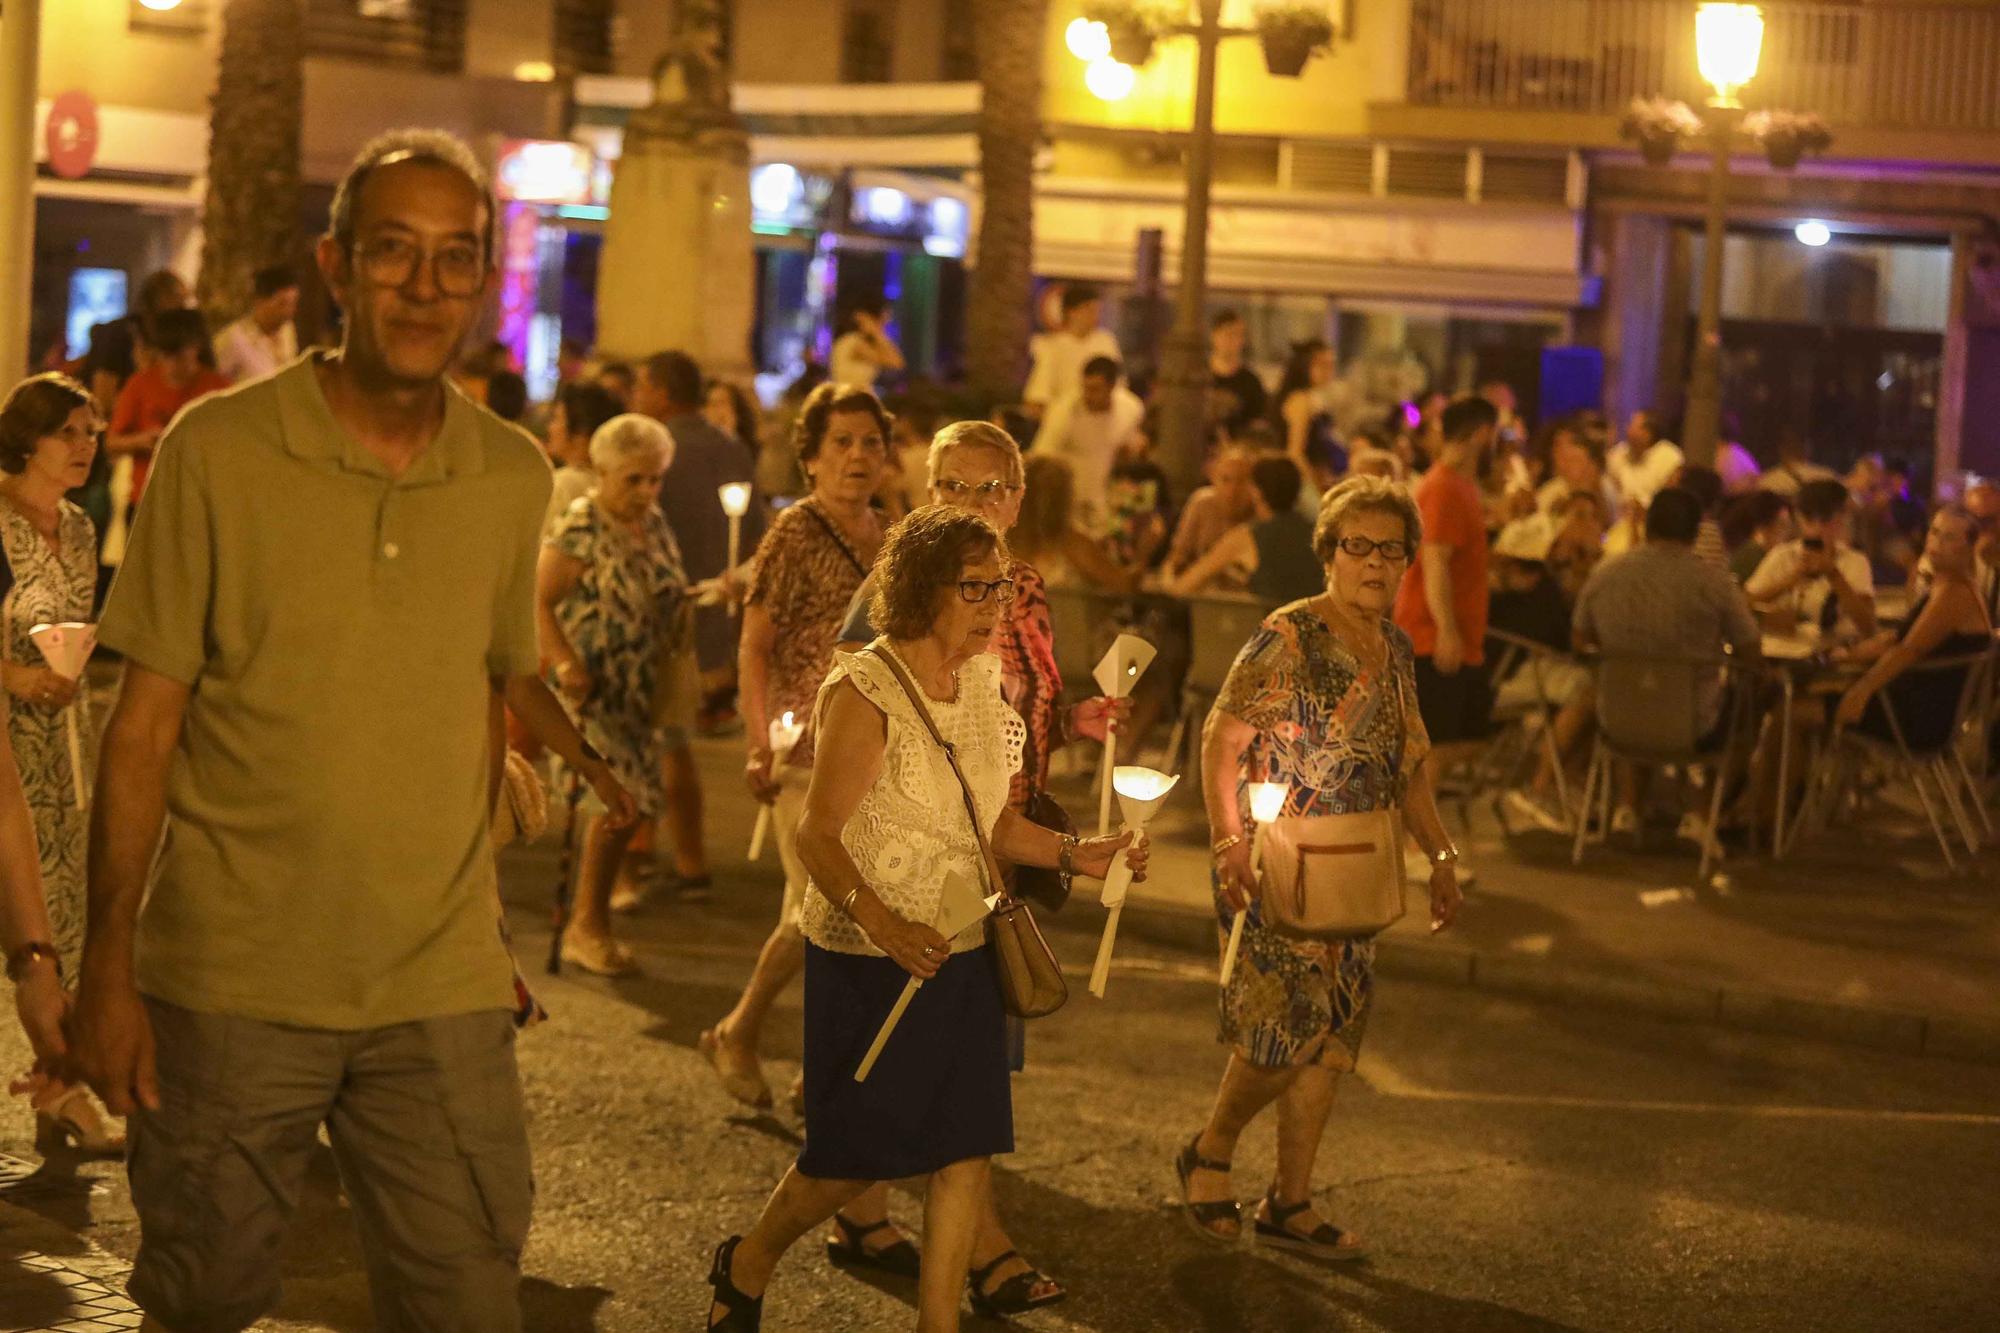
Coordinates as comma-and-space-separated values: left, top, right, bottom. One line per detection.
1795, 220, 1832, 247
1085, 58, 1136, 103
1066, 18, 1112, 63
1696, 3, 1764, 104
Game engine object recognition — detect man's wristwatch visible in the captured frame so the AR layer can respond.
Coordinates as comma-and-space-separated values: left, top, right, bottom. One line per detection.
5, 941, 61, 983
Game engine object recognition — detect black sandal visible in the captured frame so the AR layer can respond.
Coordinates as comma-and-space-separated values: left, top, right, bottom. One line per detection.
825, 1212, 921, 1279
707, 1236, 763, 1331
1173, 1134, 1242, 1243
967, 1249, 1067, 1318
1253, 1192, 1368, 1264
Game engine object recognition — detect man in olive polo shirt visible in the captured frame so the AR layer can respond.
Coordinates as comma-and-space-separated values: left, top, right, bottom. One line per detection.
71, 131, 626, 1333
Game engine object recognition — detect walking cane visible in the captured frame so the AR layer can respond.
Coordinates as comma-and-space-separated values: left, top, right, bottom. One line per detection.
546, 770, 585, 975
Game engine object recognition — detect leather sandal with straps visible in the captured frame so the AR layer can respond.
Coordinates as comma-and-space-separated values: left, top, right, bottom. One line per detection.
967, 1250, 1067, 1318
1253, 1191, 1368, 1264
825, 1213, 920, 1278
706, 1236, 763, 1331
1173, 1134, 1242, 1243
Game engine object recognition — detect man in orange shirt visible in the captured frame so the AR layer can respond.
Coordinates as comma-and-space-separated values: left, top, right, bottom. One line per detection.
1393, 395, 1498, 762
107, 307, 231, 508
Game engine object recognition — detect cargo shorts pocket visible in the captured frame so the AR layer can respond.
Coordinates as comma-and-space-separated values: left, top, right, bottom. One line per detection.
432, 1011, 535, 1260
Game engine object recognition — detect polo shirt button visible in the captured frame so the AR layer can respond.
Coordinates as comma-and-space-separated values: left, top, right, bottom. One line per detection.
383, 542, 401, 559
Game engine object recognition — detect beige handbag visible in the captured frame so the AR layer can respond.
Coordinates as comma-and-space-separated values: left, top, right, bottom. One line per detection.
1258, 807, 1407, 939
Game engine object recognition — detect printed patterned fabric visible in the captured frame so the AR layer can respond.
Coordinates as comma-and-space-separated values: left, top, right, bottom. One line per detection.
746, 496, 879, 769
0, 501, 98, 975
798, 648, 1024, 956
1209, 599, 1429, 1069
547, 497, 688, 818
995, 560, 1062, 809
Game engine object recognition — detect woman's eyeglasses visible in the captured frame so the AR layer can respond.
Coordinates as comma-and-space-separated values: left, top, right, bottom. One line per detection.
957, 577, 1017, 605
936, 479, 1024, 506
1336, 536, 1411, 562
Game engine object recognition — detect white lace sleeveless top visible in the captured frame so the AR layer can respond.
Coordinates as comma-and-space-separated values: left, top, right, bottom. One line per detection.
799, 645, 1025, 956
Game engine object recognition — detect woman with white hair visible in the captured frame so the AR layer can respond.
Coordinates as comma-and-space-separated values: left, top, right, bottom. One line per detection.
537, 413, 689, 974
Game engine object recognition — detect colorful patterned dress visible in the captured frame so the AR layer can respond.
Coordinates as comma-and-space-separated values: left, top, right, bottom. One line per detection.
995, 560, 1063, 809
1210, 599, 1429, 1071
0, 500, 98, 975
546, 497, 688, 817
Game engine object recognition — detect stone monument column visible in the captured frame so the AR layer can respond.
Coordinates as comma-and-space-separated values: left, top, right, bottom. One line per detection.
596, 0, 753, 376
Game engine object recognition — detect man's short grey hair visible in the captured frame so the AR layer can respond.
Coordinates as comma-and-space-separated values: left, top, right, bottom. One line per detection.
927, 419, 1024, 487
589, 413, 675, 472
1312, 474, 1423, 563
326, 128, 496, 261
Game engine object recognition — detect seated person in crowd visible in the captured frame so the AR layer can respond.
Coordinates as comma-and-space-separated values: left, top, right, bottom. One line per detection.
1010, 453, 1161, 594
1490, 515, 1595, 831
1847, 454, 1926, 586
1607, 409, 1683, 509
1723, 489, 1795, 585
1036, 355, 1145, 532
1744, 477, 1877, 643
1547, 490, 1609, 606
1833, 505, 1993, 751
1165, 442, 1257, 580
1103, 416, 1175, 569
1163, 456, 1319, 606
1573, 487, 1761, 839
1966, 478, 2000, 621
1534, 415, 1621, 522
1673, 463, 1730, 570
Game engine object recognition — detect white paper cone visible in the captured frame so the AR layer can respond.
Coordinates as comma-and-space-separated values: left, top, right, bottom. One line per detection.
748, 805, 772, 861
1088, 904, 1123, 998
65, 706, 86, 810
854, 977, 922, 1082
1219, 911, 1247, 986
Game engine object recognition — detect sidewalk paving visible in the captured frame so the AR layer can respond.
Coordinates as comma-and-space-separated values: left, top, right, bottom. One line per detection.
1039, 756, 2000, 1062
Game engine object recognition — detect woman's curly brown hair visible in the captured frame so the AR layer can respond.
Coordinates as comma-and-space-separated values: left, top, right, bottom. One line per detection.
870, 504, 1006, 642
792, 381, 892, 466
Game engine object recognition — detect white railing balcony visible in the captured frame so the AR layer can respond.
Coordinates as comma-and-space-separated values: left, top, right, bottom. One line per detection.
1407, 0, 2000, 133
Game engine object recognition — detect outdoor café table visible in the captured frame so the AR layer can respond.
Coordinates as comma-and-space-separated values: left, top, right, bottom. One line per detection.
1760, 631, 1866, 858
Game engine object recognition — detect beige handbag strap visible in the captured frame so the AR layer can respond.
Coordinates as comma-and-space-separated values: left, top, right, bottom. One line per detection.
862, 642, 1006, 900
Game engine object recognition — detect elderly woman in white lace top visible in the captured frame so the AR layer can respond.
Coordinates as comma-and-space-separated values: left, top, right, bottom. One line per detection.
705, 506, 1148, 1332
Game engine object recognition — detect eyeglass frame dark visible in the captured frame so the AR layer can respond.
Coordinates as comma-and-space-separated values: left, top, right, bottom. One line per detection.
347, 231, 489, 299
957, 577, 1017, 605
1335, 535, 1412, 562
935, 478, 1026, 504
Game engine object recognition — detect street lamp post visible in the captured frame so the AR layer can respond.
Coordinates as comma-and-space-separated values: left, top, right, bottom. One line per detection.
1682, 2, 1766, 468
1071, 2, 1329, 498
0, 0, 44, 380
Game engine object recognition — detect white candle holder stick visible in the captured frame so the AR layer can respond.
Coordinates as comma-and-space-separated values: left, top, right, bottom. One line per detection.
30, 623, 95, 810
748, 710, 804, 861
1087, 766, 1179, 998
855, 872, 999, 1081
1092, 634, 1157, 835
1218, 782, 1287, 987
719, 482, 752, 619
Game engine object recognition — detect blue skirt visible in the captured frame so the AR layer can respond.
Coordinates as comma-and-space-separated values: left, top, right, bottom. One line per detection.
798, 943, 1013, 1180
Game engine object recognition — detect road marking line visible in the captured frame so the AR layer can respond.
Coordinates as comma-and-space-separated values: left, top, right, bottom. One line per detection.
1360, 1056, 2000, 1126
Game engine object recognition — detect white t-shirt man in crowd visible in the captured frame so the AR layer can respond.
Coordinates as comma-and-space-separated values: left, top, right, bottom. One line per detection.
1744, 477, 1877, 642
1024, 281, 1120, 418
1038, 355, 1143, 530
214, 263, 301, 383
1607, 409, 1684, 506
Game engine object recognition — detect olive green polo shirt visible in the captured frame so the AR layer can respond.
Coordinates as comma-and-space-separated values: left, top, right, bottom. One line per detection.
99, 353, 550, 1029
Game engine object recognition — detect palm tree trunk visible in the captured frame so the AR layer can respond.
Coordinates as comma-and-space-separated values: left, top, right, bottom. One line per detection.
197, 0, 304, 329
966, 0, 1048, 400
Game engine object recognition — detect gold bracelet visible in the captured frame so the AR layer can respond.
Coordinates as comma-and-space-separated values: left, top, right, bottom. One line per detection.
840, 885, 863, 915
1210, 833, 1245, 857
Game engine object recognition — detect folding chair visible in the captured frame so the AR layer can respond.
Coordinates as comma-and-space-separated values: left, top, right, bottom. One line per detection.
1801, 647, 1996, 872
1477, 628, 1582, 834
1163, 593, 1269, 781
1570, 651, 1751, 884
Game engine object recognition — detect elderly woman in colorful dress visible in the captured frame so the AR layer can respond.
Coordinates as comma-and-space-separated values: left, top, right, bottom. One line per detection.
1178, 474, 1462, 1262
536, 413, 688, 976
705, 505, 1147, 1332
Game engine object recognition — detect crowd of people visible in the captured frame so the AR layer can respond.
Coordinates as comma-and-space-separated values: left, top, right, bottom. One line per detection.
0, 122, 1991, 1333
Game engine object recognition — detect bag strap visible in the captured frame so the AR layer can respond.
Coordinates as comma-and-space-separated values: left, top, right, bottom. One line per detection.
803, 498, 870, 580
862, 642, 1003, 900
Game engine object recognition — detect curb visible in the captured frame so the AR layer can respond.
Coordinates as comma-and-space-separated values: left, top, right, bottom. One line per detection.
1062, 897, 2000, 1067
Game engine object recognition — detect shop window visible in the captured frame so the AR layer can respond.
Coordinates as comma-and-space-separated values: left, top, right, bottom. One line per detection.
554, 0, 616, 76
841, 0, 898, 84
305, 0, 466, 73
129, 0, 211, 33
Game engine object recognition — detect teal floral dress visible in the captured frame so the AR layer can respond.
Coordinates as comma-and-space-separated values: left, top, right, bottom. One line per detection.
546, 496, 688, 817
1211, 600, 1429, 1071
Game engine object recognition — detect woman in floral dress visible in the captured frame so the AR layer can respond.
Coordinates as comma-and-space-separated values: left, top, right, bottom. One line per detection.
0, 372, 122, 1154
538, 414, 689, 976
1178, 475, 1463, 1263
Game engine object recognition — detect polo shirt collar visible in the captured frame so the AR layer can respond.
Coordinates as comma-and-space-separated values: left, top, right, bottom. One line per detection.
276, 351, 487, 485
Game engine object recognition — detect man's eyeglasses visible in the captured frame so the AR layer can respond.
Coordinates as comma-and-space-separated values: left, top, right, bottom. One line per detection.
352, 234, 486, 299
936, 478, 1024, 506
957, 577, 1017, 605
1336, 535, 1412, 563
